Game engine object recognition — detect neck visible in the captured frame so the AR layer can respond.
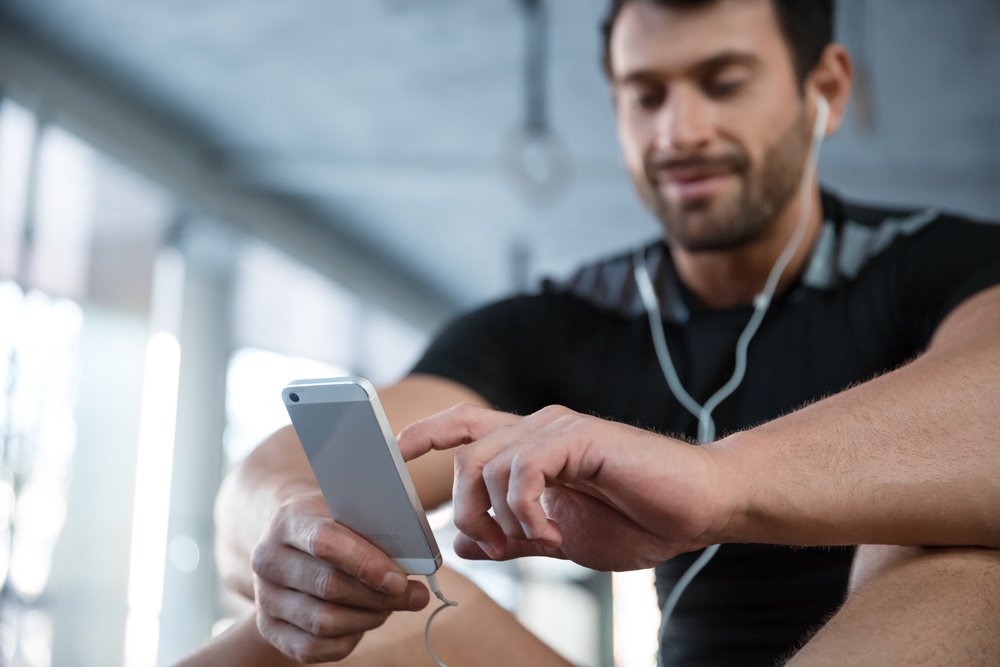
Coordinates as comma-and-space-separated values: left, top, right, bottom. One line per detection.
669, 186, 824, 310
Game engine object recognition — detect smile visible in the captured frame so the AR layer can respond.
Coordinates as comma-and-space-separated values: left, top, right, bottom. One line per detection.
655, 167, 737, 200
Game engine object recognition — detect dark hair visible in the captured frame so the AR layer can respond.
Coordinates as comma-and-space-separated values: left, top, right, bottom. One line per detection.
600, 0, 834, 85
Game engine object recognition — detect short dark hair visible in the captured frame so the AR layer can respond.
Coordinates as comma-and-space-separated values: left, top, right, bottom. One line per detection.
600, 0, 834, 85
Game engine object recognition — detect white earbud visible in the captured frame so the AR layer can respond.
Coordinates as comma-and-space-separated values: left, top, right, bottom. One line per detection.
813, 95, 830, 142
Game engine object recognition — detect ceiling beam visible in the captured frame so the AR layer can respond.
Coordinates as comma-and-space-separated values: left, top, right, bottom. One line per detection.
0, 16, 458, 330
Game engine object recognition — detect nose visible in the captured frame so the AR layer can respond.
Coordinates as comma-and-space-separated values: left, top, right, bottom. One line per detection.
655, 86, 714, 154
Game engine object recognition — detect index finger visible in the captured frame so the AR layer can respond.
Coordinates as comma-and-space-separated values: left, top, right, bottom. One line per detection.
396, 402, 519, 461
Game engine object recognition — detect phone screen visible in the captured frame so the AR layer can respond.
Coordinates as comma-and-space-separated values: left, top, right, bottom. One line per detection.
287, 397, 435, 561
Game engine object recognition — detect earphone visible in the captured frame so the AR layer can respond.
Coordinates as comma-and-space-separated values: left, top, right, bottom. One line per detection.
634, 95, 830, 663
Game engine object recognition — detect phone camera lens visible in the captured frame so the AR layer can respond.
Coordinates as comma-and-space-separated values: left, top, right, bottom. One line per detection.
289, 392, 300, 403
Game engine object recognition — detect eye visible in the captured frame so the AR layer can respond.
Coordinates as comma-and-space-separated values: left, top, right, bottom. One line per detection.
638, 90, 663, 109
629, 85, 664, 111
704, 78, 747, 99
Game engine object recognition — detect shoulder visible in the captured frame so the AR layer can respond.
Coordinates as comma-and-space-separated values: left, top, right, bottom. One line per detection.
802, 190, 999, 289
540, 241, 662, 318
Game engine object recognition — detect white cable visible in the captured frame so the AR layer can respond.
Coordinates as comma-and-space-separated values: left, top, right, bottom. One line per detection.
635, 98, 829, 666
423, 572, 459, 667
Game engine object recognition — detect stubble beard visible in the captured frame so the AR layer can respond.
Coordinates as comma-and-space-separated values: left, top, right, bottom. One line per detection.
641, 111, 811, 253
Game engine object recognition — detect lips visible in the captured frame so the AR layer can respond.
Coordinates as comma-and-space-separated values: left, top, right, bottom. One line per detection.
654, 165, 737, 200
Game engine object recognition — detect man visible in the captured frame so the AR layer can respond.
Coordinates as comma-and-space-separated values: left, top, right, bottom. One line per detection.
212, 0, 1000, 664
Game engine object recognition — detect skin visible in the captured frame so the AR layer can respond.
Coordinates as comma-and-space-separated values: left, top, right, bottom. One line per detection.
202, 0, 1000, 664
177, 567, 570, 667
396, 284, 1000, 563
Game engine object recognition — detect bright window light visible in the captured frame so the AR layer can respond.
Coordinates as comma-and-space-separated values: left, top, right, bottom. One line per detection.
613, 569, 660, 667
123, 331, 181, 667
224, 347, 347, 463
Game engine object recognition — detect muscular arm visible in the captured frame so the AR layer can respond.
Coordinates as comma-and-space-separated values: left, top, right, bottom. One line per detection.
396, 286, 1000, 567
713, 284, 1000, 548
215, 374, 487, 599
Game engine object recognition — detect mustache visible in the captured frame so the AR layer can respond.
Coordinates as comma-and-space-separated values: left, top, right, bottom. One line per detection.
645, 151, 749, 175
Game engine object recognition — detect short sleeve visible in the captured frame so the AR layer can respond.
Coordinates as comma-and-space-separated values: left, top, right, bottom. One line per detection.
409, 294, 556, 415
893, 216, 1000, 353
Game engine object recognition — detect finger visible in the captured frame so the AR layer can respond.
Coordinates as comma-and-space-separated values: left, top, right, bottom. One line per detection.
506, 421, 598, 545
447, 406, 576, 554
396, 402, 519, 461
276, 514, 410, 596
482, 452, 528, 541
256, 578, 394, 639
453, 532, 566, 561
257, 613, 364, 664
451, 445, 508, 558
253, 544, 429, 611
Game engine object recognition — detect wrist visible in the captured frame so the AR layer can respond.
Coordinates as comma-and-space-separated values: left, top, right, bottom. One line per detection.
701, 431, 756, 545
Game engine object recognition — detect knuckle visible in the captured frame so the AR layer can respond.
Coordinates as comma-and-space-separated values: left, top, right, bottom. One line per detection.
348, 546, 380, 586
509, 451, 536, 477
451, 400, 479, 415
310, 610, 337, 637
254, 581, 274, 610
453, 513, 479, 535
316, 568, 344, 600
507, 489, 533, 515
255, 609, 274, 637
303, 520, 322, 556
453, 445, 480, 471
313, 567, 334, 599
481, 457, 503, 479
536, 404, 571, 420
250, 543, 275, 578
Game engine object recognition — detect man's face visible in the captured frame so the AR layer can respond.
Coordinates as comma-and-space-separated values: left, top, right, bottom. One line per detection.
611, 0, 811, 252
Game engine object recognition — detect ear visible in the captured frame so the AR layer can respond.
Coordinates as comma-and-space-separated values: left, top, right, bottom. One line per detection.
807, 43, 853, 137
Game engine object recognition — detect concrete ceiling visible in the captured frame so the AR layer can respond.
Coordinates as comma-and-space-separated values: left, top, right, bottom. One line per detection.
1, 0, 998, 322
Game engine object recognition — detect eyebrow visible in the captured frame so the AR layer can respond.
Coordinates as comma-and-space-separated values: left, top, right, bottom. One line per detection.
614, 50, 762, 86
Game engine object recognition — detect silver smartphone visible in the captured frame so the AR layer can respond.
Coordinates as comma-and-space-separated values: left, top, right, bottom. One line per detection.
282, 376, 442, 575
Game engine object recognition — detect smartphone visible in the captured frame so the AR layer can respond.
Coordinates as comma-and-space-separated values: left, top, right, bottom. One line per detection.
282, 376, 442, 575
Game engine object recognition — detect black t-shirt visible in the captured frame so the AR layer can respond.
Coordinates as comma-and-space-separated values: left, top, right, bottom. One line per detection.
411, 191, 1000, 665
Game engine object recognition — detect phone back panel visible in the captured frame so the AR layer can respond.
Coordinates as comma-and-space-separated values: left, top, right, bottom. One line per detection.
283, 378, 440, 572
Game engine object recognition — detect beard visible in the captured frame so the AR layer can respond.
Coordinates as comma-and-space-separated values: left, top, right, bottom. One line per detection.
638, 110, 811, 252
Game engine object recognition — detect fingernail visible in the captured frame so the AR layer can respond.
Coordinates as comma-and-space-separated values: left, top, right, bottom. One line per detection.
520, 522, 535, 540
477, 541, 499, 559
381, 571, 406, 595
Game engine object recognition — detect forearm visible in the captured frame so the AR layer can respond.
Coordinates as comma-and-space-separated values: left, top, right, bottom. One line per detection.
215, 425, 318, 598
711, 288, 1000, 548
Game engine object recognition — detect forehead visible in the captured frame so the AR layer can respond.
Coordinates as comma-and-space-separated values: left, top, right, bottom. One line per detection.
610, 0, 792, 80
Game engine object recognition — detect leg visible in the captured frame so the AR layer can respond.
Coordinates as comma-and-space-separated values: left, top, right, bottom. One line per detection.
786, 545, 1000, 666
175, 565, 572, 667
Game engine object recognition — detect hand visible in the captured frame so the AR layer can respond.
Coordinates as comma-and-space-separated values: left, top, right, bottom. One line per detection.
397, 403, 734, 571
250, 489, 430, 663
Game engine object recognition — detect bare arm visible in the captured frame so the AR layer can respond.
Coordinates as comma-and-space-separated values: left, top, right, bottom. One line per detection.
395, 287, 1000, 567
714, 284, 1000, 548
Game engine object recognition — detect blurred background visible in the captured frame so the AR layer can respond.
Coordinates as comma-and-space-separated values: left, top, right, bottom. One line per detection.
0, 0, 997, 665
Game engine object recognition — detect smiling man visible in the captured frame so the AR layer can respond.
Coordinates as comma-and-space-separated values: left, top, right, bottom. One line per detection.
208, 1, 1000, 665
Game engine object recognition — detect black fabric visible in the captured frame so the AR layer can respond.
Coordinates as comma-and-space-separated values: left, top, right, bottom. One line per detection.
411, 191, 1000, 666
